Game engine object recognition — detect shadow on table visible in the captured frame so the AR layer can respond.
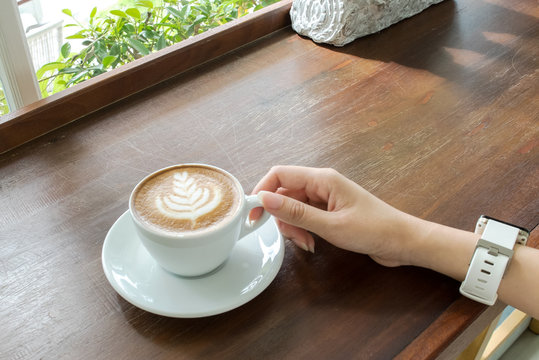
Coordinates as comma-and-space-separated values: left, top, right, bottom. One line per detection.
322, 0, 537, 102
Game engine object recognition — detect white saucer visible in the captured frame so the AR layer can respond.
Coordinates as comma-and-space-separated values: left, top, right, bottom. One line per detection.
102, 211, 284, 318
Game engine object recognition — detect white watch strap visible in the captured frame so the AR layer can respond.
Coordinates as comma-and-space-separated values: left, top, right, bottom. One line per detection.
459, 219, 519, 305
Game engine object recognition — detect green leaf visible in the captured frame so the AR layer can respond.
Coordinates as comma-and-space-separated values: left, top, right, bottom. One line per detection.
64, 23, 79, 27
156, 34, 167, 50
166, 6, 183, 19
94, 41, 108, 60
135, 0, 154, 8
38, 80, 48, 97
66, 71, 89, 86
38, 62, 65, 72
110, 43, 121, 56
62, 9, 73, 17
66, 34, 86, 39
179, 4, 191, 18
86, 65, 105, 72
59, 67, 83, 74
90, 7, 97, 18
122, 23, 136, 34
36, 62, 66, 79
174, 34, 184, 42
52, 78, 67, 94
186, 23, 195, 37
110, 10, 127, 18
141, 30, 155, 40
126, 8, 141, 19
102, 55, 118, 68
193, 14, 205, 26
199, 4, 210, 17
159, 13, 171, 24
60, 42, 71, 58
127, 38, 150, 55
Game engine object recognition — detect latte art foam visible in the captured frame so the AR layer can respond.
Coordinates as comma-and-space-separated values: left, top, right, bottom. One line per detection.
156, 171, 222, 222
133, 166, 240, 233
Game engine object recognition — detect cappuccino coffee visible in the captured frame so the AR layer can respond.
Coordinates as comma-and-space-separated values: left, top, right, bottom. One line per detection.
132, 165, 241, 234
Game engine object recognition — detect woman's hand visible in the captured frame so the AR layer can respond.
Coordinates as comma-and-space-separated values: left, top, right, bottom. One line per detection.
251, 165, 421, 267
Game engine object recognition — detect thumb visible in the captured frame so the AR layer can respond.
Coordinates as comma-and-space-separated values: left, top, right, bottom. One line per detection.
258, 191, 326, 235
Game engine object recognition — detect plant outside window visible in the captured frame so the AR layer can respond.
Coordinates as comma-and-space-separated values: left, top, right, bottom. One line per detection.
0, 81, 8, 116
36, 0, 279, 99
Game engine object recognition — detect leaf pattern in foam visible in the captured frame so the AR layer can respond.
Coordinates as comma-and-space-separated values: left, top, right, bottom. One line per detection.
155, 171, 222, 222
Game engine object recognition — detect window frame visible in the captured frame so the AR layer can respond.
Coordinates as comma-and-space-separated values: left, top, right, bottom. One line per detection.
0, 0, 41, 112
0, 0, 292, 154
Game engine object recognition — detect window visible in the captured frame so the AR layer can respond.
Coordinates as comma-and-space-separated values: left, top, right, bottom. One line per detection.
0, 0, 291, 154
1, 0, 281, 114
19, 0, 65, 71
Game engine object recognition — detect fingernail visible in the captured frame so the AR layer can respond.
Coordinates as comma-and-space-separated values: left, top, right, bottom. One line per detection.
258, 191, 283, 210
290, 238, 309, 252
308, 243, 315, 254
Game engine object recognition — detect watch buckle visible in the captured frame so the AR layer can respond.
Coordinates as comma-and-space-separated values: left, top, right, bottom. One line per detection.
476, 238, 514, 258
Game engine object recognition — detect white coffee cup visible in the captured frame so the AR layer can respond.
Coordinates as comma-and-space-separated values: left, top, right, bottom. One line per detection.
129, 164, 270, 277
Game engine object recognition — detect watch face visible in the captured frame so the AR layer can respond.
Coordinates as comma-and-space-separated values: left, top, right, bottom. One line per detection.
479, 215, 530, 235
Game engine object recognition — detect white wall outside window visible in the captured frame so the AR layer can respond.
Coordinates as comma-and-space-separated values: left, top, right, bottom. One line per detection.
0, 0, 41, 113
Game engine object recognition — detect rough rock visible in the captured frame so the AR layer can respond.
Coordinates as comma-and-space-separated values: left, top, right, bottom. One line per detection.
290, 0, 444, 47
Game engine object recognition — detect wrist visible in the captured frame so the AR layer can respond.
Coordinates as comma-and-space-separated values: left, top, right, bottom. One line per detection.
380, 211, 435, 267
403, 217, 478, 281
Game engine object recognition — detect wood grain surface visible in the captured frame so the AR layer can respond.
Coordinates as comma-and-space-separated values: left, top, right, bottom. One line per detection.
1, 0, 537, 359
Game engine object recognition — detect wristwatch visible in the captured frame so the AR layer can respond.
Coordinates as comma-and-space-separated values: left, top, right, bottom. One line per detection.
460, 216, 529, 305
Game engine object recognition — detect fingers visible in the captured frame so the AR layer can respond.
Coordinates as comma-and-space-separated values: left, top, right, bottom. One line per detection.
258, 190, 329, 240
276, 187, 308, 203
276, 220, 315, 253
252, 166, 346, 253
250, 191, 316, 252
249, 185, 324, 221
250, 166, 313, 222
249, 207, 264, 222
252, 165, 311, 193
252, 166, 334, 204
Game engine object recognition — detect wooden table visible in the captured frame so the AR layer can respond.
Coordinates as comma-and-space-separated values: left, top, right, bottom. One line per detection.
1, 0, 537, 358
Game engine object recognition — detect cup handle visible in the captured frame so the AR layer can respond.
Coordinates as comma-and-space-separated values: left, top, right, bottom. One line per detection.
239, 194, 271, 239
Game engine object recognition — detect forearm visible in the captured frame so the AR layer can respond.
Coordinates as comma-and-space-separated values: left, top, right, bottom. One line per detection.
498, 245, 539, 319
406, 217, 539, 319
